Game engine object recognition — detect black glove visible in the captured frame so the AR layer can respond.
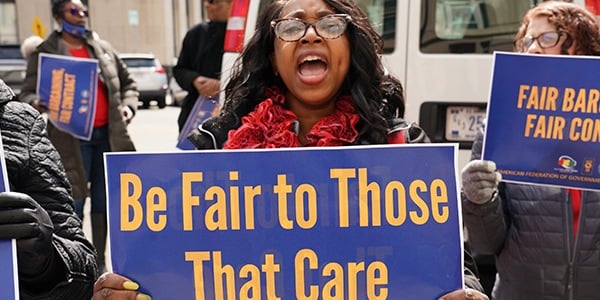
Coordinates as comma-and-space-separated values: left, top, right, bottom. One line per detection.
0, 192, 54, 276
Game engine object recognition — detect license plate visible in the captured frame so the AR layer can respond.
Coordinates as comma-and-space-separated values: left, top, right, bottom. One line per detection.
445, 105, 486, 141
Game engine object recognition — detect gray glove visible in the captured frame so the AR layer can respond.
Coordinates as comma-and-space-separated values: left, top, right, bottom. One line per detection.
461, 160, 502, 204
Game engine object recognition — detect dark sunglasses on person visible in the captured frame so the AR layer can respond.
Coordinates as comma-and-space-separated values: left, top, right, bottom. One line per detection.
271, 14, 352, 42
516, 31, 563, 52
64, 7, 89, 17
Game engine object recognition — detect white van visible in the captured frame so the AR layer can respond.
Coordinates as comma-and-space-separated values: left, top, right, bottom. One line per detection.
219, 0, 592, 169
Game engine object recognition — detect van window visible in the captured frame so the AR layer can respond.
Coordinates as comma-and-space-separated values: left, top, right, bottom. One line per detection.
355, 0, 397, 53
422, 0, 532, 53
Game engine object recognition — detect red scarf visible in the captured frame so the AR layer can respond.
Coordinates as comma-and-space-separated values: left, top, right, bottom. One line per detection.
224, 87, 360, 149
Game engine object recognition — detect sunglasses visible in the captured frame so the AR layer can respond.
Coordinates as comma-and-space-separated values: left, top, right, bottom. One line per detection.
64, 7, 89, 17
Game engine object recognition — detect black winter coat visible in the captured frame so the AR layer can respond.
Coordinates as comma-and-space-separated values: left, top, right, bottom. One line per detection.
0, 80, 96, 299
174, 21, 227, 130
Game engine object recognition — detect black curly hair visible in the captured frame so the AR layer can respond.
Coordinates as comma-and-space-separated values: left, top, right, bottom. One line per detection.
206, 0, 405, 146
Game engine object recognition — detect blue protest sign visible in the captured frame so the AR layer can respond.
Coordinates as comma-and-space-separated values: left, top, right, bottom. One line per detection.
0, 240, 18, 300
37, 53, 98, 141
176, 96, 219, 150
105, 144, 463, 299
484, 52, 600, 191
0, 132, 18, 300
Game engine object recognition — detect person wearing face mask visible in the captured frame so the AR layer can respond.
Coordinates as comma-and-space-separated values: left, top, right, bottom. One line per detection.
93, 0, 489, 299
461, 2, 600, 299
19, 0, 139, 276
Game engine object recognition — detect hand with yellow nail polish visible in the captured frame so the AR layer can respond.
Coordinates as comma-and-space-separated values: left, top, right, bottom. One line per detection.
93, 272, 152, 300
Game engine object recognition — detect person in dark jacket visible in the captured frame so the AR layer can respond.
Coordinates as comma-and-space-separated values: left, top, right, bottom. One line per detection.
461, 2, 600, 299
174, 0, 232, 132
0, 79, 96, 299
19, 0, 138, 275
93, 0, 488, 299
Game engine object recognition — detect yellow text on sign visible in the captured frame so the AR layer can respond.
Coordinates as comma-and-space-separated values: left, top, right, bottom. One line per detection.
184, 249, 388, 300
119, 168, 450, 231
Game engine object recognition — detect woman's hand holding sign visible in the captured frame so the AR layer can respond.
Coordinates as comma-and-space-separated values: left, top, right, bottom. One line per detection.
93, 272, 151, 300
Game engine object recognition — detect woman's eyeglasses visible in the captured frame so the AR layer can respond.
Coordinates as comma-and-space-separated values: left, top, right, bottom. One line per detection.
516, 31, 562, 52
64, 7, 89, 17
271, 14, 352, 42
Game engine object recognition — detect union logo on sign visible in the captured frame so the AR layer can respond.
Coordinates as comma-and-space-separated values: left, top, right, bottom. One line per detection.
557, 155, 577, 169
